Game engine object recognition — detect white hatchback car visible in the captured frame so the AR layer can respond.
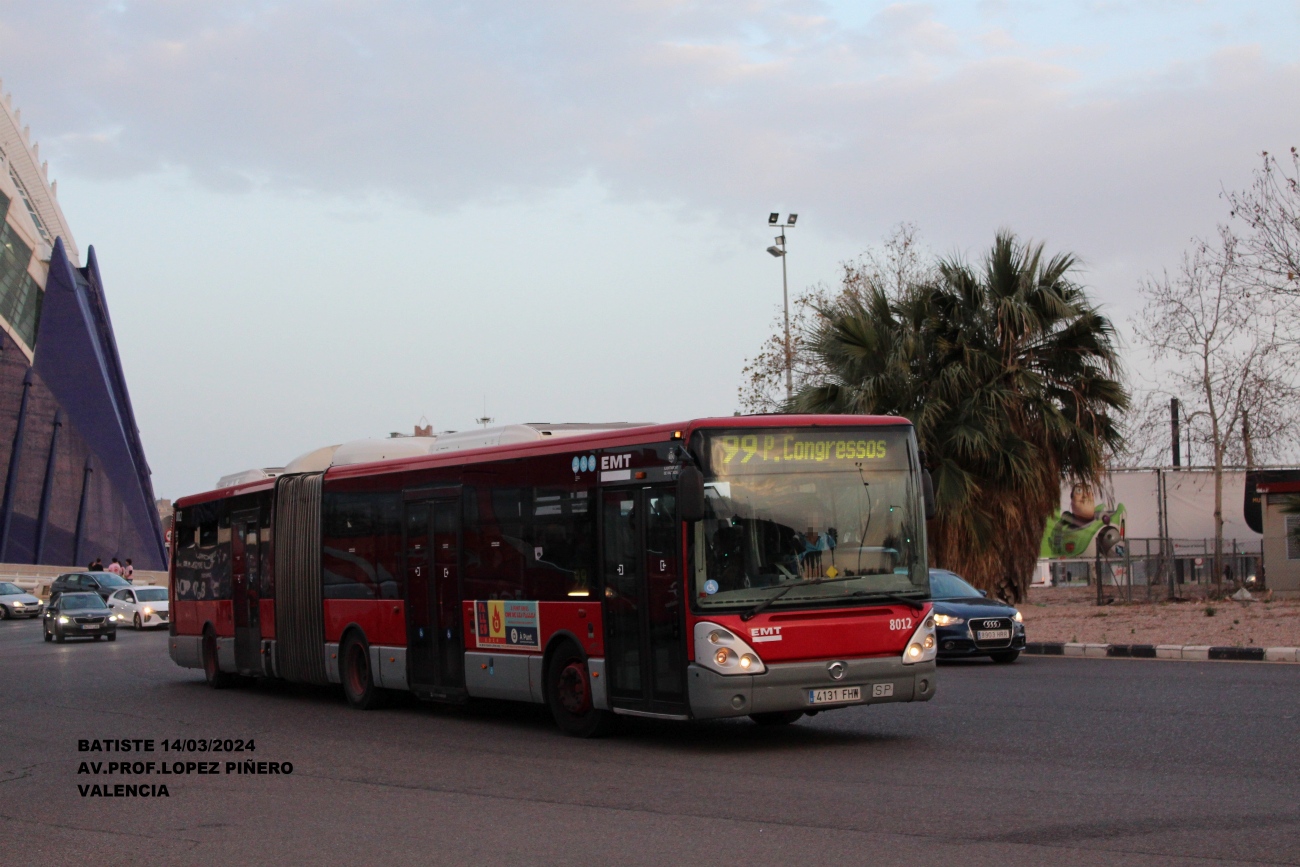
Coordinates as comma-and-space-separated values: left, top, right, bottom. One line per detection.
107, 586, 170, 629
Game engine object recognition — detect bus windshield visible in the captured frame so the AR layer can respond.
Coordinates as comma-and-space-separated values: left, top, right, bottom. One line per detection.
692, 427, 928, 611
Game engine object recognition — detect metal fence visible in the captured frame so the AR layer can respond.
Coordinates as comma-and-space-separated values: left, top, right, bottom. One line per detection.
1042, 537, 1263, 601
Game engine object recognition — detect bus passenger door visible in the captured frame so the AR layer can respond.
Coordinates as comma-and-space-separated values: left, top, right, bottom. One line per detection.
230, 511, 261, 674
404, 501, 436, 689
601, 486, 687, 715
431, 497, 464, 689
405, 495, 465, 695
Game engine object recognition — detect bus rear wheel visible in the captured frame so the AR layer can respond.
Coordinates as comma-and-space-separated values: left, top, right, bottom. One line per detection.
546, 642, 612, 738
203, 630, 233, 689
340, 635, 384, 710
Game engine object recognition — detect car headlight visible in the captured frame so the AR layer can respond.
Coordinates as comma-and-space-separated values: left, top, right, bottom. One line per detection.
58, 615, 70, 624
143, 607, 153, 616
933, 613, 964, 626
109, 615, 120, 622
12, 601, 24, 608
1013, 610, 1023, 623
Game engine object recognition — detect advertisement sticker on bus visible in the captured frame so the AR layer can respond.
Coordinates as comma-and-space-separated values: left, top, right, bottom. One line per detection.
474, 600, 540, 650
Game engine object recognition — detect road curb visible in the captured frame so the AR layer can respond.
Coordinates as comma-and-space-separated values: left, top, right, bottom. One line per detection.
1025, 642, 1298, 663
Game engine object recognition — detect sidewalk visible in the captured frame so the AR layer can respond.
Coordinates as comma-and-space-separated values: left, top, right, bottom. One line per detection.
1022, 586, 1300, 648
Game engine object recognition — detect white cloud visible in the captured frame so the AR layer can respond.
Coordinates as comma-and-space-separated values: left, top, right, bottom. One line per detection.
1, 0, 1297, 492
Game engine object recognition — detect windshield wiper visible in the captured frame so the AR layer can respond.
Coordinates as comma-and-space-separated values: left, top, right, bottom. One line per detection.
740, 574, 865, 621
846, 590, 927, 611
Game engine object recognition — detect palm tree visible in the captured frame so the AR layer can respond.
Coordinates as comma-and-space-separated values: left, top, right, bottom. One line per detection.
795, 231, 1128, 602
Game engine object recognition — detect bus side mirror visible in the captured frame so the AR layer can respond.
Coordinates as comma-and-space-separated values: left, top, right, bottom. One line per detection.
922, 467, 936, 521
678, 466, 706, 522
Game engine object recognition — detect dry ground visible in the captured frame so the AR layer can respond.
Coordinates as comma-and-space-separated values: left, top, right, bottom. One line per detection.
1021, 586, 1300, 647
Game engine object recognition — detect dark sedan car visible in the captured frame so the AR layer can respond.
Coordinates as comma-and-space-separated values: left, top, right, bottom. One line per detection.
49, 571, 133, 603
930, 569, 1025, 663
43, 592, 121, 642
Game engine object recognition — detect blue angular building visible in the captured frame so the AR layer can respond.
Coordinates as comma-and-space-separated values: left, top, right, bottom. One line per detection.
0, 85, 166, 570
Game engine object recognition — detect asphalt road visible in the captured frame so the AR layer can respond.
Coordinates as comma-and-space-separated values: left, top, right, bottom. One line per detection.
2, 617, 1298, 867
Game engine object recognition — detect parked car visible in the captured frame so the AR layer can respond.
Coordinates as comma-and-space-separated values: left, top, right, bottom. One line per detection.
0, 581, 43, 619
929, 568, 1025, 663
43, 592, 121, 642
49, 571, 133, 603
107, 586, 169, 629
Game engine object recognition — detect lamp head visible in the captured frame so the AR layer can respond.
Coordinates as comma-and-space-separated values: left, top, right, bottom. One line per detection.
768, 213, 780, 225
766, 246, 785, 257
786, 214, 798, 226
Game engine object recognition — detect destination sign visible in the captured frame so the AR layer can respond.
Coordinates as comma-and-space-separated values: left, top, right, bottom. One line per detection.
707, 428, 910, 474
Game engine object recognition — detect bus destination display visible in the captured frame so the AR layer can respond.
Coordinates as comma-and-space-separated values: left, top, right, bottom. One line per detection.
707, 429, 908, 473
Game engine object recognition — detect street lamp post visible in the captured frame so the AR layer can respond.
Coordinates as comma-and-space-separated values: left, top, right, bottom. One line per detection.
767, 213, 798, 403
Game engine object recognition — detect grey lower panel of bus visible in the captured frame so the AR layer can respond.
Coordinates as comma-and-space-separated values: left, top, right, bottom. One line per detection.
460, 653, 607, 709
216, 637, 237, 673
324, 642, 340, 684
464, 652, 533, 701
686, 656, 938, 720
588, 657, 608, 710
170, 635, 203, 669
371, 645, 407, 691
274, 472, 328, 685
322, 642, 408, 690
171, 636, 277, 678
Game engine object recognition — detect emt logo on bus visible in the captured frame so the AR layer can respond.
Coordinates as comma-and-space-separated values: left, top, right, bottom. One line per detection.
474, 600, 540, 650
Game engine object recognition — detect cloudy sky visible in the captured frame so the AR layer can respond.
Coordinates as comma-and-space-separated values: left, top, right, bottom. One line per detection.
1, 1, 1296, 498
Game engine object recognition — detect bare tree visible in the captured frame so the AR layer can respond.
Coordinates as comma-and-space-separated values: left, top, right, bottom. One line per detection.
1224, 148, 1300, 306
738, 223, 933, 413
1110, 391, 1177, 468
1134, 229, 1299, 592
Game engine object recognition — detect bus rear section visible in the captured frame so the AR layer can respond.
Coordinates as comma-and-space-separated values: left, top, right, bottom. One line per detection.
168, 417, 937, 735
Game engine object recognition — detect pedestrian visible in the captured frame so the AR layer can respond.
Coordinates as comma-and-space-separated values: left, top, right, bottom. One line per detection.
90, 557, 103, 571
123, 559, 134, 582
106, 557, 123, 575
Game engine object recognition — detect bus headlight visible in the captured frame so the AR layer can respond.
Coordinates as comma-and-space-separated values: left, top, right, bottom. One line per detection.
694, 622, 766, 676
901, 613, 937, 665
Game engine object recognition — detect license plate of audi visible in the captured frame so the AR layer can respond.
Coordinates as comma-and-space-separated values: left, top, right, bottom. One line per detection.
977, 629, 1010, 640
807, 686, 862, 706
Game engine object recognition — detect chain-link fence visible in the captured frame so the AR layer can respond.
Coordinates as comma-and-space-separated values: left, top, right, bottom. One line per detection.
1041, 537, 1263, 601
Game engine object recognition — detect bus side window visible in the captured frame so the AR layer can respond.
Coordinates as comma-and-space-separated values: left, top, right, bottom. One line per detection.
322, 492, 378, 600
526, 488, 595, 601
259, 496, 274, 599
464, 486, 526, 600
373, 493, 401, 599
173, 514, 200, 601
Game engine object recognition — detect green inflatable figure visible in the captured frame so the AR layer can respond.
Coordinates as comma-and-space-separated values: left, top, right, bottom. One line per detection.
1041, 482, 1126, 558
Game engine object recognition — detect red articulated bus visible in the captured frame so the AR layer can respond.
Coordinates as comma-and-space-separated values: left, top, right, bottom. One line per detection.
168, 416, 937, 736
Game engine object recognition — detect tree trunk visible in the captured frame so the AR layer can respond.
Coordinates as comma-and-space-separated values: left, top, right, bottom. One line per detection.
1213, 446, 1225, 594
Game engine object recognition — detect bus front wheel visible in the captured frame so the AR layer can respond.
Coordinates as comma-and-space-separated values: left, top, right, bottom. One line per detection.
546, 642, 613, 738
